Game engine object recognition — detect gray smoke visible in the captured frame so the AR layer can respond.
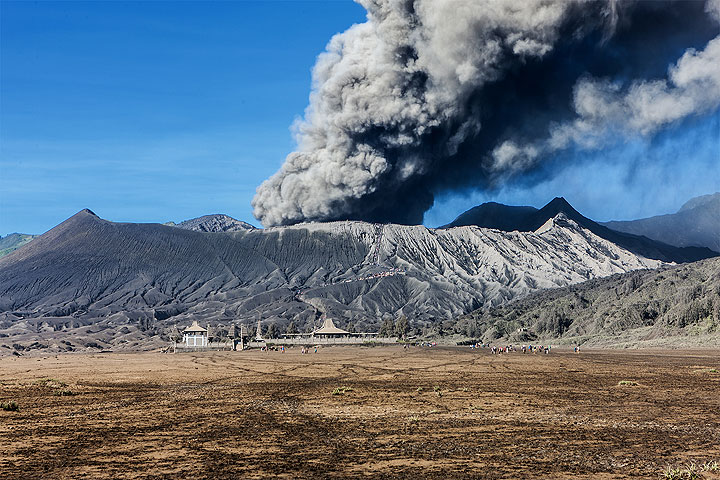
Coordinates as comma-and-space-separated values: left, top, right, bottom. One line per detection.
253, 0, 720, 227
495, 0, 720, 170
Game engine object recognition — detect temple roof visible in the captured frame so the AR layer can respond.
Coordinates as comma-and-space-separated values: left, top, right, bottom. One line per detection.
183, 320, 207, 334
313, 317, 349, 335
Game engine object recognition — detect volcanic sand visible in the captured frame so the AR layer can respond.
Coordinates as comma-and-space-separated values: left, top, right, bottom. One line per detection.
1, 347, 719, 479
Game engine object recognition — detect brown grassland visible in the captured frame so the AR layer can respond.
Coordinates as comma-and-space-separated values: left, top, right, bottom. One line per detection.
1, 346, 719, 479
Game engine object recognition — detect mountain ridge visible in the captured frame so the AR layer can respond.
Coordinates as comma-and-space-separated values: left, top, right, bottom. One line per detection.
602, 192, 720, 253
443, 197, 717, 263
0, 208, 666, 353
679, 192, 719, 211
167, 214, 256, 233
0, 233, 37, 258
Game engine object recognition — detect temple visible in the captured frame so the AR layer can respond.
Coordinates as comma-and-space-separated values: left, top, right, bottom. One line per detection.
182, 321, 208, 348
311, 317, 351, 338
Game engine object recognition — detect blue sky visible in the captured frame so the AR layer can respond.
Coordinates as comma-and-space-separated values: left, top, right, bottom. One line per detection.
1, 0, 367, 235
1, 1, 719, 236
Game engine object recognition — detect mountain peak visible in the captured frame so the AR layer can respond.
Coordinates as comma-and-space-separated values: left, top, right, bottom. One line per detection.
442, 196, 716, 263
534, 212, 574, 234
173, 214, 256, 233
540, 197, 577, 214
64, 208, 103, 225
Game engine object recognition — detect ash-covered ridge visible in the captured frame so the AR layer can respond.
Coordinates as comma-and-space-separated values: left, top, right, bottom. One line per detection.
168, 214, 256, 233
443, 197, 717, 263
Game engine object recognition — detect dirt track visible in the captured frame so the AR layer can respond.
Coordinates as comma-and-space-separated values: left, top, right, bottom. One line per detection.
1, 347, 719, 479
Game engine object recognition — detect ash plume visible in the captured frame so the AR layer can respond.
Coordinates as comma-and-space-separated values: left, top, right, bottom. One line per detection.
253, 0, 720, 227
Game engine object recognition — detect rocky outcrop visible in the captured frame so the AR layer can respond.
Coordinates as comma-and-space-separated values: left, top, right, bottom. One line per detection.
171, 214, 256, 232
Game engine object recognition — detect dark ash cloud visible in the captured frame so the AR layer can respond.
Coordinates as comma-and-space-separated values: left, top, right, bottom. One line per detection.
253, 0, 720, 227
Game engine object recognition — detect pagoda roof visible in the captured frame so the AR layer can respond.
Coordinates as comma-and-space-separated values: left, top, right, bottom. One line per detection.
183, 320, 207, 334
313, 317, 349, 335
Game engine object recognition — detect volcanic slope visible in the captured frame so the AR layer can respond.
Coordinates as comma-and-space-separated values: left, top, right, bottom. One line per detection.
603, 192, 720, 253
443, 197, 717, 263
456, 256, 720, 347
0, 209, 666, 352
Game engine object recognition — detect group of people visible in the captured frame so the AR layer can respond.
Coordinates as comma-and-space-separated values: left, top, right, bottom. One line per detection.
470, 344, 583, 354
522, 344, 551, 354
471, 344, 552, 354
260, 345, 318, 353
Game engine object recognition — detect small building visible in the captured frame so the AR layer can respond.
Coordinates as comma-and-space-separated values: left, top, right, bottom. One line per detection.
312, 317, 350, 338
183, 321, 208, 347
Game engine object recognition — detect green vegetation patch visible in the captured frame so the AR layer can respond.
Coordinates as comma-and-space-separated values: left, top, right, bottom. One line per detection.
1, 401, 19, 412
693, 368, 719, 374
0, 234, 35, 258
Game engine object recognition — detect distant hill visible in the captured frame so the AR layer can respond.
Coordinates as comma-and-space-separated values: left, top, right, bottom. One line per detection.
166, 214, 256, 233
443, 197, 717, 264
441, 202, 538, 231
0, 214, 256, 259
602, 192, 720, 253
0, 233, 37, 258
455, 256, 720, 347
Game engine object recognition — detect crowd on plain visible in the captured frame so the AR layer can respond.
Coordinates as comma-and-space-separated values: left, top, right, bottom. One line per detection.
469, 343, 559, 354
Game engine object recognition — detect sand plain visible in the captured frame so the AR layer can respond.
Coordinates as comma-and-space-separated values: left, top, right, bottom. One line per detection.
1, 346, 719, 479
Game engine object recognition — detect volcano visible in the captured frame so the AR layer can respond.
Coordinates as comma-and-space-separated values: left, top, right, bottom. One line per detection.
442, 197, 716, 263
